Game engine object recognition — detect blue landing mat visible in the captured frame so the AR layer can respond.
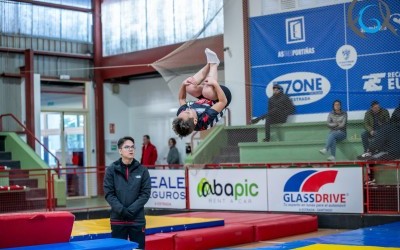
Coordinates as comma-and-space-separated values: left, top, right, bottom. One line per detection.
255, 221, 400, 249
2, 238, 138, 250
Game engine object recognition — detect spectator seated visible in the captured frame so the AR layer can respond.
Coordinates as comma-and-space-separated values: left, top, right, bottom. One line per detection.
239, 120, 363, 162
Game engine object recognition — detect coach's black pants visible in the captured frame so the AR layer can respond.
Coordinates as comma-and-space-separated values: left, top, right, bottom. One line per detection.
111, 224, 146, 249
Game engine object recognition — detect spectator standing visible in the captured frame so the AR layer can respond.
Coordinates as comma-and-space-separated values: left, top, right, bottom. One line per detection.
167, 138, 180, 165
141, 135, 158, 165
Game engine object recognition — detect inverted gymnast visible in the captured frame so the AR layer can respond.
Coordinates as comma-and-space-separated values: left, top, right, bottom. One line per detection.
172, 48, 232, 137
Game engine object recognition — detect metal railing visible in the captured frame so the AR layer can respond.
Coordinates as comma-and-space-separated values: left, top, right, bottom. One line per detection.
0, 113, 61, 172
0, 161, 399, 214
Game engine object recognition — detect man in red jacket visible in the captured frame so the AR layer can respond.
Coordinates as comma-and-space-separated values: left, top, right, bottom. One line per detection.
141, 135, 158, 166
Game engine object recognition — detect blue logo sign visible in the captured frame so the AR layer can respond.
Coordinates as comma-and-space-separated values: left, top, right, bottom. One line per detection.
347, 0, 397, 38
267, 72, 331, 106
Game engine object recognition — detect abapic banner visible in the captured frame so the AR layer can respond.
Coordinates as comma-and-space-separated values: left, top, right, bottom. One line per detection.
188, 169, 268, 211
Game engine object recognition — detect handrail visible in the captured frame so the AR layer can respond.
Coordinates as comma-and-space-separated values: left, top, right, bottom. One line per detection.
204, 160, 400, 168
190, 107, 231, 154
0, 113, 61, 172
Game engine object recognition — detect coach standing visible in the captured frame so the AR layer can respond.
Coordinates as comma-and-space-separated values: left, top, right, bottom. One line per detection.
104, 136, 151, 249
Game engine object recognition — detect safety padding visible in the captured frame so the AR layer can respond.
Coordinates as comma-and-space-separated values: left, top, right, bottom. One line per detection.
0, 211, 75, 248
174, 224, 254, 250
251, 214, 318, 241
166, 212, 289, 224
146, 233, 176, 250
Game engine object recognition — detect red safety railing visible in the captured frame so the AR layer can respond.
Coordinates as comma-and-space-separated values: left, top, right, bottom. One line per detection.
0, 113, 61, 172
0, 168, 49, 213
0, 161, 399, 214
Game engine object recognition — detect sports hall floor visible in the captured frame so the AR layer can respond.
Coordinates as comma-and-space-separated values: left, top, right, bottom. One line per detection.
63, 197, 400, 250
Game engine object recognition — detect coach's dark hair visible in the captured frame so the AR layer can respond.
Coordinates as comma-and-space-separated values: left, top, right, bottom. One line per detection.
143, 134, 150, 140
172, 118, 195, 138
117, 136, 135, 149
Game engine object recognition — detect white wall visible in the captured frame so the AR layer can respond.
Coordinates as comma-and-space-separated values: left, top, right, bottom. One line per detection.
103, 83, 132, 165
223, 0, 247, 125
127, 77, 188, 166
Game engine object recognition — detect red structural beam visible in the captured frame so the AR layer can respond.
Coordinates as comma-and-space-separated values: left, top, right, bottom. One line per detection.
23, 49, 35, 149
1, 73, 90, 82
8, 0, 92, 13
0, 73, 21, 78
93, 0, 105, 195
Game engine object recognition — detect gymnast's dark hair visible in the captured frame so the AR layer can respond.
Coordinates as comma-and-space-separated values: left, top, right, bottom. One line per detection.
172, 118, 195, 138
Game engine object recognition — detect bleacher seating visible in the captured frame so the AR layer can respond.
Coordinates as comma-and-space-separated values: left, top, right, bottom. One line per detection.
0, 134, 51, 212
239, 120, 363, 163
186, 120, 364, 164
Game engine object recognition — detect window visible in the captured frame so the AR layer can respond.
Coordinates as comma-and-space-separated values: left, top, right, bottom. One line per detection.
102, 0, 224, 56
0, 0, 92, 42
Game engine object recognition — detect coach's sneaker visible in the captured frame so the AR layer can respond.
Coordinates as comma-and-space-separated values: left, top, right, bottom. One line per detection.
327, 156, 335, 161
319, 148, 327, 155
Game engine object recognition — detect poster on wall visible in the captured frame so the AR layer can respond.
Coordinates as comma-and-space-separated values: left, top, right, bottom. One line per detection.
146, 169, 186, 209
250, 0, 400, 116
267, 168, 363, 213
188, 169, 268, 211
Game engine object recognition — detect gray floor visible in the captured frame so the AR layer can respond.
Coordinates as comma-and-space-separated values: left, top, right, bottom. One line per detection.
59, 196, 110, 211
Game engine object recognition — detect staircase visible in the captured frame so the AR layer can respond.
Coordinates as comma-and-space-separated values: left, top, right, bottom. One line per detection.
0, 136, 47, 213
212, 128, 257, 163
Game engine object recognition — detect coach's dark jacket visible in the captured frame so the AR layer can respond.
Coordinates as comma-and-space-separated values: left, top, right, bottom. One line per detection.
103, 158, 151, 225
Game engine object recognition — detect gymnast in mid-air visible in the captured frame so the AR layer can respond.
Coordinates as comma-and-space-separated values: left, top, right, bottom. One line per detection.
172, 48, 231, 137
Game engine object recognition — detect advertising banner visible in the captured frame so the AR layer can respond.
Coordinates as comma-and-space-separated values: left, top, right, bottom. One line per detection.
267, 168, 363, 213
250, 0, 400, 116
188, 169, 268, 211
146, 169, 186, 209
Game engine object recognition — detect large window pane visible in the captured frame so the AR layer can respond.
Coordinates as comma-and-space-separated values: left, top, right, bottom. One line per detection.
0, 1, 92, 43
102, 0, 224, 56
35, 0, 91, 9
